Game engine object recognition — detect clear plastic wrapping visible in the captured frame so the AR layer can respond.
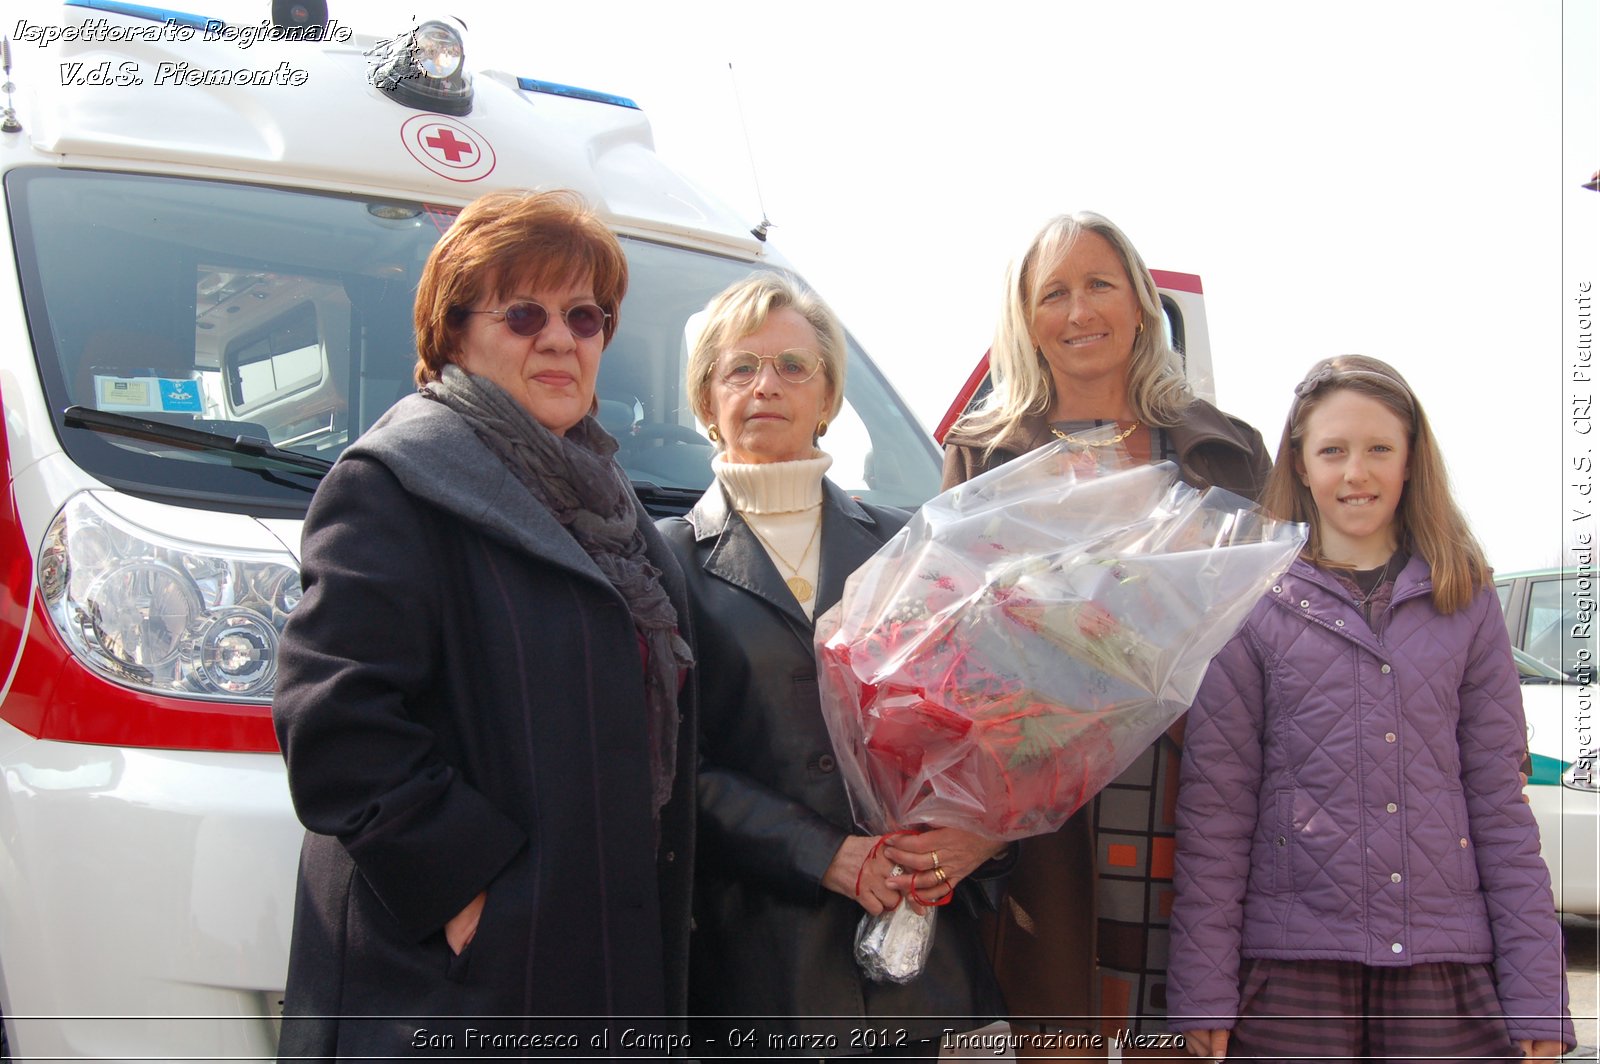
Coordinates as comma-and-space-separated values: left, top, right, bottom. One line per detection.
817, 440, 1306, 846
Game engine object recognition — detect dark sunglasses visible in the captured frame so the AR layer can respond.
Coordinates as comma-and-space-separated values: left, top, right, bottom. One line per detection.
465, 301, 610, 339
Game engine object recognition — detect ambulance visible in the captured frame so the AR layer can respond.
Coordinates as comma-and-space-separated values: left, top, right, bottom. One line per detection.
0, 2, 944, 1057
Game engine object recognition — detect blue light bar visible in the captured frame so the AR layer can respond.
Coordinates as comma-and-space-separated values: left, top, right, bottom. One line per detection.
516, 77, 639, 110
64, 0, 214, 30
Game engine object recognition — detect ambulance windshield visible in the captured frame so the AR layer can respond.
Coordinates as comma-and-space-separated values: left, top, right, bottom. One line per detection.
9, 169, 939, 516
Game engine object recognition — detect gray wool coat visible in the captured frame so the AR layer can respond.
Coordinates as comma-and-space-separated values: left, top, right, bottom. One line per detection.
273, 395, 695, 1060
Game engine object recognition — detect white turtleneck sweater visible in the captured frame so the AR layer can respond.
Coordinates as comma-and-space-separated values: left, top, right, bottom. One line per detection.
713, 453, 831, 619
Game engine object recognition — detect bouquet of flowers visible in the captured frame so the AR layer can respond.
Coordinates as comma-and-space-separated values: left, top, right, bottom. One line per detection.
815, 440, 1305, 981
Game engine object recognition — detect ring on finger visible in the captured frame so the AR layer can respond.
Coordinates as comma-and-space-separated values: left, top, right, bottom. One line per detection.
934, 866, 949, 885
930, 851, 941, 869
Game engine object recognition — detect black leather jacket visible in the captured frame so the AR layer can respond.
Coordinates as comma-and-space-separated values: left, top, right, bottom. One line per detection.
658, 478, 1003, 1046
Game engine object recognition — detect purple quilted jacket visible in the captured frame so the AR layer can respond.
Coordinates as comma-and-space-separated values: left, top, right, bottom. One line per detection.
1167, 555, 1573, 1045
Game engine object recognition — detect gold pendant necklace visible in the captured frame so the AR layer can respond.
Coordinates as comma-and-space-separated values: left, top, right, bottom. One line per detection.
1049, 420, 1140, 447
744, 512, 822, 602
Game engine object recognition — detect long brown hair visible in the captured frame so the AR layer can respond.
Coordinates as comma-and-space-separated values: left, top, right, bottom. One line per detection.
1261, 355, 1489, 614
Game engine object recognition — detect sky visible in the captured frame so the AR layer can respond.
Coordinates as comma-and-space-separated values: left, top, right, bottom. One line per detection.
18, 0, 1598, 572
452, 0, 1596, 573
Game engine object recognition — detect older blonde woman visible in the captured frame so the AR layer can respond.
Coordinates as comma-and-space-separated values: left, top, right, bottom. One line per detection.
934, 212, 1270, 1054
659, 272, 1002, 1059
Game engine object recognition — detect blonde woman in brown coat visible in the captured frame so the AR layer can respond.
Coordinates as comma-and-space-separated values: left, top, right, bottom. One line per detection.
930, 212, 1268, 1057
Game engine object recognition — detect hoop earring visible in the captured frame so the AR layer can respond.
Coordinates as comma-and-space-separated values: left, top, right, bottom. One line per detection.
815, 419, 829, 439
707, 424, 721, 443
1136, 320, 1145, 336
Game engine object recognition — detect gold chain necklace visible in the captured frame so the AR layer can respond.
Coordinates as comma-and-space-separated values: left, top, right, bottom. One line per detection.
743, 512, 822, 602
1049, 420, 1140, 447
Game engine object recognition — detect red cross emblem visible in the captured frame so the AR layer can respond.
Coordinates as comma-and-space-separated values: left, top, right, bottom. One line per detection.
424, 127, 475, 163
400, 116, 497, 182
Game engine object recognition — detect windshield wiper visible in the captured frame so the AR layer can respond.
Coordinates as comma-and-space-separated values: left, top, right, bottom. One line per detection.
64, 406, 333, 477
631, 480, 704, 500
630, 479, 705, 514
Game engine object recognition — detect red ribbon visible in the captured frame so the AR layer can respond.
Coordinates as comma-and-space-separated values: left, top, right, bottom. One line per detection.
853, 828, 956, 909
854, 829, 915, 898
908, 880, 956, 908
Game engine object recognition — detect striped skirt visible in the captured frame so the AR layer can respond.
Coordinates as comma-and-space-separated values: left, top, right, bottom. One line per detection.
1224, 958, 1520, 1063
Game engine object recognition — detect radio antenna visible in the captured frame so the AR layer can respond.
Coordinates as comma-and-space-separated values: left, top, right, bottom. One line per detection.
1, 36, 21, 134
728, 62, 772, 242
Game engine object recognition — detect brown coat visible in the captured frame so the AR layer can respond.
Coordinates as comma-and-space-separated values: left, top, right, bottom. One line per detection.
939, 399, 1269, 1022
941, 399, 1270, 499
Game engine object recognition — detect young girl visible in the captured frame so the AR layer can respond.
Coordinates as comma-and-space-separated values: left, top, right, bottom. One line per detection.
1167, 356, 1573, 1062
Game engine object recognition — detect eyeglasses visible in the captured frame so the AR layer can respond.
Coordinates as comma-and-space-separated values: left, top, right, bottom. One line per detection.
465, 301, 610, 339
716, 350, 823, 387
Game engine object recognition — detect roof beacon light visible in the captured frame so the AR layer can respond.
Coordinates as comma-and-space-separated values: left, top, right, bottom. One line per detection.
272, 0, 328, 30
414, 22, 463, 79
373, 17, 472, 116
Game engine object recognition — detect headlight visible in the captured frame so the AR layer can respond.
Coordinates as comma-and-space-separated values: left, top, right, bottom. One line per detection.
40, 493, 300, 702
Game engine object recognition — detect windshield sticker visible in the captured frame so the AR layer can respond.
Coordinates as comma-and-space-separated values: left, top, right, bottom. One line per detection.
93, 376, 204, 414
400, 116, 496, 183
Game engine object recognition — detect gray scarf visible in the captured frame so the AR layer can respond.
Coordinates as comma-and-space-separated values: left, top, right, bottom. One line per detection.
424, 365, 691, 816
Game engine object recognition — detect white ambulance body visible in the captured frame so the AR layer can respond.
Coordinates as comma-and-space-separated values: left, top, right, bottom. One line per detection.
0, 3, 941, 1058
